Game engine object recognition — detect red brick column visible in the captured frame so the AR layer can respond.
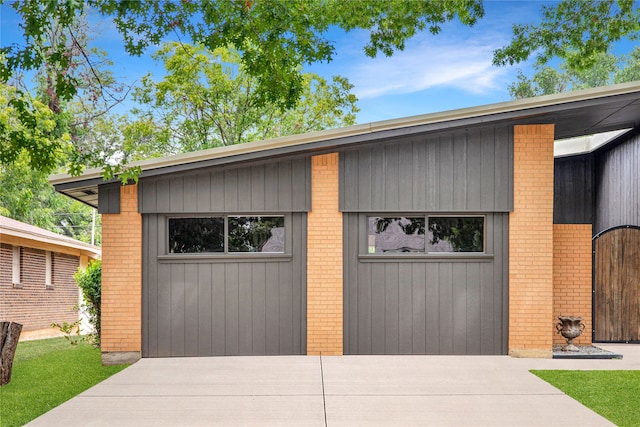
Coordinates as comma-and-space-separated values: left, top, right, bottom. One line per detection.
509, 124, 555, 358
101, 184, 142, 364
553, 224, 592, 345
307, 153, 343, 355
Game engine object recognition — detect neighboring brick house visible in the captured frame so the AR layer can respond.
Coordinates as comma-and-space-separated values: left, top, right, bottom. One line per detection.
50, 82, 640, 364
0, 215, 101, 333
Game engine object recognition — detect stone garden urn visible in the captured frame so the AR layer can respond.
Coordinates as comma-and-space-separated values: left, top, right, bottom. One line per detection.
555, 316, 586, 352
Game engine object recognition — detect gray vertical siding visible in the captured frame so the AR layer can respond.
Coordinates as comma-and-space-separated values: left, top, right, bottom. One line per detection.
343, 213, 509, 355
139, 158, 311, 213
339, 126, 513, 213
142, 213, 307, 357
553, 155, 594, 224
97, 182, 121, 214
595, 133, 640, 234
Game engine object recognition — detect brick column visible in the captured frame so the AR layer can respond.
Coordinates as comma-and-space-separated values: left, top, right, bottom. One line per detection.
509, 124, 555, 358
101, 184, 142, 364
553, 224, 592, 345
307, 153, 343, 355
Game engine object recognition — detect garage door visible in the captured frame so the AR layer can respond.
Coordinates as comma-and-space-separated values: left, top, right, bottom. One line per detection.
343, 213, 509, 355
142, 214, 307, 357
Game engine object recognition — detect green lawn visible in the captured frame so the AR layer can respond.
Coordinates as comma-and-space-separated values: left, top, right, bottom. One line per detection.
0, 338, 128, 427
532, 370, 640, 427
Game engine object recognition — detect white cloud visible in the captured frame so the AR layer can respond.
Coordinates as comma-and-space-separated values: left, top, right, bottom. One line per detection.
349, 35, 510, 100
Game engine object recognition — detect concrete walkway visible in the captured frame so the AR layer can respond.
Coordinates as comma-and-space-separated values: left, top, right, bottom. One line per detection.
26, 344, 638, 427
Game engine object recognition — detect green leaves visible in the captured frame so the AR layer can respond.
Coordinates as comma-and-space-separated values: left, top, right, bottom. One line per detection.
0, 84, 69, 173
494, 0, 640, 72
132, 43, 359, 153
2, 0, 484, 177
509, 46, 640, 99
330, 0, 483, 57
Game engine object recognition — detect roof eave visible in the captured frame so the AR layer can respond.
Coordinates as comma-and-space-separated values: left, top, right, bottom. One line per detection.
49, 81, 640, 197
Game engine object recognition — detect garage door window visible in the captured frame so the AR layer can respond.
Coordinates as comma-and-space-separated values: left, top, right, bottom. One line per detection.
428, 216, 484, 252
169, 216, 285, 254
368, 216, 484, 254
169, 217, 225, 253
228, 216, 285, 253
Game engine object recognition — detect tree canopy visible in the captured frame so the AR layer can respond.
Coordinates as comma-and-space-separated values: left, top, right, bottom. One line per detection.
4, 0, 640, 179
131, 43, 358, 154
1, 0, 484, 177
0, 151, 100, 244
494, 0, 640, 72
509, 47, 640, 99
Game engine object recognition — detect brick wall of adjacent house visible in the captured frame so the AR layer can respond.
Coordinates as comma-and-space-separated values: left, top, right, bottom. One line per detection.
101, 184, 142, 357
553, 224, 592, 345
307, 153, 343, 355
509, 124, 555, 357
0, 243, 79, 331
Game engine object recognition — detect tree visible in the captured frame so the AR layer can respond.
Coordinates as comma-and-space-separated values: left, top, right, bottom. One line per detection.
1, 0, 484, 176
1, 6, 137, 181
494, 0, 640, 72
0, 150, 101, 244
132, 43, 358, 153
0, 79, 100, 243
0, 321, 22, 386
509, 47, 640, 99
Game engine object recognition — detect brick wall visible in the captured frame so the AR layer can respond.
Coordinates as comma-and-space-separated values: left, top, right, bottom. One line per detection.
0, 243, 79, 331
553, 224, 592, 345
307, 153, 343, 355
101, 184, 142, 358
509, 124, 555, 357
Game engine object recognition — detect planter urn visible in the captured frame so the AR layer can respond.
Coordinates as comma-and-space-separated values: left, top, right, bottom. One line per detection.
555, 316, 586, 352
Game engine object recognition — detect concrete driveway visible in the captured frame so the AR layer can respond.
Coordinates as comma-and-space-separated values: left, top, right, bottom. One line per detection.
26, 345, 638, 427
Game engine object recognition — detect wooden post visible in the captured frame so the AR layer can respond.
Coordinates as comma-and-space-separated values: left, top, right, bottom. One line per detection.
1, 321, 22, 386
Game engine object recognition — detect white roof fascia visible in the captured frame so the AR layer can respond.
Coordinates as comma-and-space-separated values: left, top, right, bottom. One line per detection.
0, 224, 101, 258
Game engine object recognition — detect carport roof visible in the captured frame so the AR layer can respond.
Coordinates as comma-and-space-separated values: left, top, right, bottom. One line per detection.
51, 81, 640, 208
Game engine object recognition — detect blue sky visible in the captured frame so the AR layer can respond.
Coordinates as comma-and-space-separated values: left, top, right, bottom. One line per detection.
307, 0, 545, 123
0, 1, 634, 124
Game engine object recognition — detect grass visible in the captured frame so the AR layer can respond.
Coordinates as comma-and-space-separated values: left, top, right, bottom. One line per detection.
0, 337, 128, 427
532, 370, 640, 427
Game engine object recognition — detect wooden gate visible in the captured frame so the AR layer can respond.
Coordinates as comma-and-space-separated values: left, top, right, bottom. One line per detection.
593, 226, 640, 342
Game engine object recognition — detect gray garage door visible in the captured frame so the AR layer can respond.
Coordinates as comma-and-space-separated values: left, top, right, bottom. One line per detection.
343, 213, 509, 355
142, 214, 307, 357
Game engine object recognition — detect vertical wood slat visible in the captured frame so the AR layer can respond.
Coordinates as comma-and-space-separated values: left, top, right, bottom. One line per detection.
197, 264, 212, 355
211, 264, 226, 356
184, 265, 199, 356
225, 263, 239, 355
264, 163, 280, 212
384, 144, 400, 211
97, 183, 121, 214
553, 156, 594, 224
438, 135, 455, 211
596, 133, 640, 233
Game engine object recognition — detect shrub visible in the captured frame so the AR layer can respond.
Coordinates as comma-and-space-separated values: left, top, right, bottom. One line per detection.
74, 260, 101, 346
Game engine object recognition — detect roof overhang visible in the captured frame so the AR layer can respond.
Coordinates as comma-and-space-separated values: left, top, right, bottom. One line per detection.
51, 81, 640, 208
0, 218, 101, 258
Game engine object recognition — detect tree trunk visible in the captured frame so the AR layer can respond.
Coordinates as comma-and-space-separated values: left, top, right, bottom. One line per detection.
1, 321, 23, 386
